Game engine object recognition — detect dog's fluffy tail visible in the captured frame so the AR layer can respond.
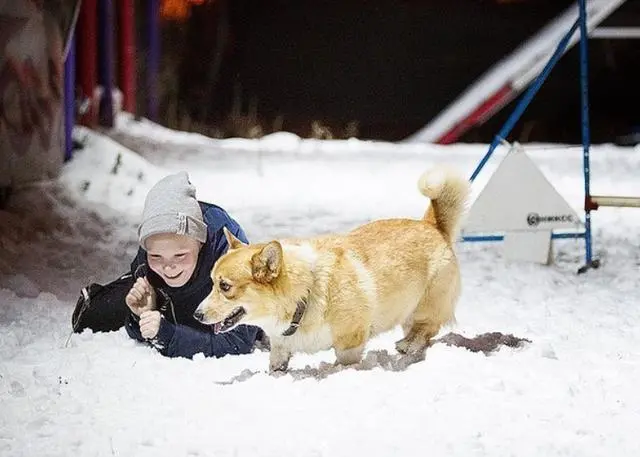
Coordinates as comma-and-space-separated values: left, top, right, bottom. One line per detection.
418, 166, 470, 244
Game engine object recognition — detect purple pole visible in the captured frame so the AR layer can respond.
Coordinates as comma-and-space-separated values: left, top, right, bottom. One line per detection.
98, 0, 114, 127
64, 33, 76, 162
147, 0, 160, 121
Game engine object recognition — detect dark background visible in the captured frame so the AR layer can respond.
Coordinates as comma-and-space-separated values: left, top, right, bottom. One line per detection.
147, 0, 640, 143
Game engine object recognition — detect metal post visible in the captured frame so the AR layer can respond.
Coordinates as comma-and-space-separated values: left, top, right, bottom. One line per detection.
147, 0, 160, 121
98, 0, 115, 127
117, 0, 136, 114
77, 0, 98, 127
577, 0, 599, 274
64, 32, 76, 162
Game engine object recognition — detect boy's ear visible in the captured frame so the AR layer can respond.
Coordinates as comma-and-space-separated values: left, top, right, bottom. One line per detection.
251, 241, 282, 284
223, 226, 247, 250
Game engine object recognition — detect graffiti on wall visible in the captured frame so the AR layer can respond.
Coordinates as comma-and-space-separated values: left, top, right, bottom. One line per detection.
0, 0, 69, 187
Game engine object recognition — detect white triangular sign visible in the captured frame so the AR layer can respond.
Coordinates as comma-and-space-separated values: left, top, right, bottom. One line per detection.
464, 146, 583, 233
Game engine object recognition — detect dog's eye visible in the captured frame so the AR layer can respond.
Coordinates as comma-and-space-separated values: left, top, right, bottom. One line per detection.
219, 280, 232, 292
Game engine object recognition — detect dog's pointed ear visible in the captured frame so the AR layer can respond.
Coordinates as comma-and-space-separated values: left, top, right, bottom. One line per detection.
251, 241, 283, 284
224, 226, 247, 250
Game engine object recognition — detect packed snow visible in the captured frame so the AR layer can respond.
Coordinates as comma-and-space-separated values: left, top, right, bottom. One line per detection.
1, 113, 639, 457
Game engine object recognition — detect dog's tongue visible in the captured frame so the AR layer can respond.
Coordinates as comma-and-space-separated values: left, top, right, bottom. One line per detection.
213, 322, 223, 334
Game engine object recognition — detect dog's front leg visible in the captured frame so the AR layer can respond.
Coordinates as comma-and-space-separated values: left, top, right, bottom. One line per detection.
333, 327, 368, 366
269, 340, 292, 373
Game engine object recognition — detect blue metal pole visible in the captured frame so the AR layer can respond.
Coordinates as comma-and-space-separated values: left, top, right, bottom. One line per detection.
98, 0, 114, 127
470, 18, 581, 182
64, 33, 76, 162
147, 0, 160, 121
462, 232, 585, 243
578, 0, 594, 270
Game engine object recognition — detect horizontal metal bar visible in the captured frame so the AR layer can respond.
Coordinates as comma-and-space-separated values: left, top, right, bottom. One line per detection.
461, 232, 585, 243
591, 27, 640, 39
591, 195, 640, 208
461, 235, 504, 243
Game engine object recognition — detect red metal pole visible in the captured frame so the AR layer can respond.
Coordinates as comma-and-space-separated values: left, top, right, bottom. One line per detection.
147, 0, 160, 121
77, 0, 98, 127
117, 0, 136, 114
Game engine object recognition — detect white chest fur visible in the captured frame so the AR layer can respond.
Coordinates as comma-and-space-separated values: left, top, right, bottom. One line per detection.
247, 316, 334, 354
280, 325, 333, 354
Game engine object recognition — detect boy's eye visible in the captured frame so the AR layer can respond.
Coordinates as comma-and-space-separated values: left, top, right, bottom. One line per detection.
174, 253, 186, 259
219, 280, 231, 292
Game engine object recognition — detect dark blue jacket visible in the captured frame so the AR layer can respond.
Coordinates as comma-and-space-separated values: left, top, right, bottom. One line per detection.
125, 202, 261, 358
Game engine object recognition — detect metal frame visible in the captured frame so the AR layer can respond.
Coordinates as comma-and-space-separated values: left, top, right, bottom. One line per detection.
462, 0, 599, 274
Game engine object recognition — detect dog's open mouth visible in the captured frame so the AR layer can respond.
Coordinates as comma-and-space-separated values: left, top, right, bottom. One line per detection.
213, 306, 246, 333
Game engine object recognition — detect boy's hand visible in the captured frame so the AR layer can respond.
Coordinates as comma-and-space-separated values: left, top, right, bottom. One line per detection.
139, 310, 162, 339
125, 277, 156, 316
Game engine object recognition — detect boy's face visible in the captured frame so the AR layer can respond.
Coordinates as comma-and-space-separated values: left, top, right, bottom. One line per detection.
145, 233, 201, 287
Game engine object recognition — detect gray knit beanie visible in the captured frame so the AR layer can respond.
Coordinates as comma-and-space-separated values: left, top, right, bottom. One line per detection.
138, 171, 207, 248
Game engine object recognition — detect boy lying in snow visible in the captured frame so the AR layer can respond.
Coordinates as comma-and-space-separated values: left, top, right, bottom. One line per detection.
72, 172, 266, 359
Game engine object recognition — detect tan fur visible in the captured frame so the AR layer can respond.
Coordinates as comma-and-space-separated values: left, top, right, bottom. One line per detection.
195, 165, 470, 371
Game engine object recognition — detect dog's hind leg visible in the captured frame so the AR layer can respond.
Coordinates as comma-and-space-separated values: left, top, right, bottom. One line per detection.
396, 261, 460, 355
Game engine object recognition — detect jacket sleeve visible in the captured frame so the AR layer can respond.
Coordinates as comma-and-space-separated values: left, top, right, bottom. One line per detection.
124, 312, 144, 342
152, 319, 260, 359
125, 309, 259, 358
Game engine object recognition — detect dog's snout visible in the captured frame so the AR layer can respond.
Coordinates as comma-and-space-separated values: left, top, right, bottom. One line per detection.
193, 309, 205, 322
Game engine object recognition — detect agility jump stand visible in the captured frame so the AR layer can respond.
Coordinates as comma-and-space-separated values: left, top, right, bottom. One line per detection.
459, 0, 640, 273
462, 142, 584, 265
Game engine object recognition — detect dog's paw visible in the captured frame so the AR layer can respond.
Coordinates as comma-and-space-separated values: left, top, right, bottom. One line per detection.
395, 336, 429, 355
269, 344, 291, 373
269, 360, 289, 373
269, 352, 291, 373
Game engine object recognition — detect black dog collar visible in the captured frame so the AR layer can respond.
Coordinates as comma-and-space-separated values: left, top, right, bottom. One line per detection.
281, 296, 307, 336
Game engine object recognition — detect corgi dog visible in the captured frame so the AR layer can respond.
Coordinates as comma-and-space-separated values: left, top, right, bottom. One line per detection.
194, 166, 470, 372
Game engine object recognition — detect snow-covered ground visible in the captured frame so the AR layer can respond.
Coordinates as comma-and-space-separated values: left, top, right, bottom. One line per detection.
1, 114, 639, 457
